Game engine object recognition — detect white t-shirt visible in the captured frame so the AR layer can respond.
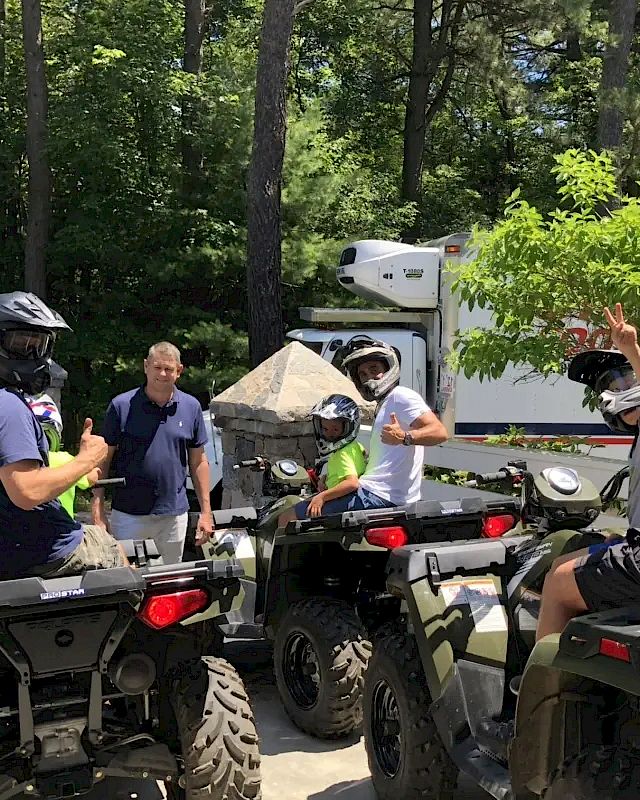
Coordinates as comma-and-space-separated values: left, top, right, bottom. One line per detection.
359, 386, 431, 505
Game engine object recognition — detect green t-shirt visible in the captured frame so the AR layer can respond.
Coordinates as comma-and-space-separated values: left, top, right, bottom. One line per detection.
48, 450, 91, 519
326, 441, 367, 490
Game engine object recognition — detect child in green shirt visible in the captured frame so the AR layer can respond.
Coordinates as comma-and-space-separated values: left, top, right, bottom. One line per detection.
27, 394, 99, 519
277, 394, 366, 527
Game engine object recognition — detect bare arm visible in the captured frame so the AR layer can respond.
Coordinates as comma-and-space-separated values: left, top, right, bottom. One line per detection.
315, 474, 359, 504
604, 304, 640, 376
91, 446, 117, 527
0, 418, 107, 511
306, 474, 360, 518
381, 410, 448, 447
409, 411, 449, 445
188, 446, 213, 543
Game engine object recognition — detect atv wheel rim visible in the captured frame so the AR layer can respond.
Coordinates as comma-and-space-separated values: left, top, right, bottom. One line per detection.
283, 632, 320, 709
371, 679, 401, 777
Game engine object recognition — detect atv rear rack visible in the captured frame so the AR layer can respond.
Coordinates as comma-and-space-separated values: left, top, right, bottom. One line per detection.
286, 496, 516, 537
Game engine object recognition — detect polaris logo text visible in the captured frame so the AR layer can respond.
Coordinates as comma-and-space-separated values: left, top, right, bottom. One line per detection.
40, 588, 86, 601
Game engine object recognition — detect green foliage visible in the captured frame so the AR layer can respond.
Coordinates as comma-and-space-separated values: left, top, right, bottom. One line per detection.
450, 149, 640, 382
2, 0, 640, 444
484, 425, 604, 455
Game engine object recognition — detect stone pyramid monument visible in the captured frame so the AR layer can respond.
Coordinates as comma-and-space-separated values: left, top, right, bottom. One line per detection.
211, 341, 373, 507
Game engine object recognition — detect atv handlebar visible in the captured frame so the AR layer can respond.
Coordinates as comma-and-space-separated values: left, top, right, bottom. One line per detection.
93, 477, 126, 487
233, 458, 267, 471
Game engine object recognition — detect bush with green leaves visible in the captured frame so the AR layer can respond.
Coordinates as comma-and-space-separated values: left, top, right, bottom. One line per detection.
449, 149, 640, 382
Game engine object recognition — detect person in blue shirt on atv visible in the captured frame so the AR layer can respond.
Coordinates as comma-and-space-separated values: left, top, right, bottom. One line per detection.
0, 292, 127, 579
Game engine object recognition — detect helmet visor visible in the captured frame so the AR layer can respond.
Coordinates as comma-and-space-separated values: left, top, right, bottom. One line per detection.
595, 366, 637, 395
0, 329, 53, 359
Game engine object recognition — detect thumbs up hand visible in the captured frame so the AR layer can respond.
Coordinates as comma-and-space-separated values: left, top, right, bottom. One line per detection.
78, 418, 108, 468
381, 411, 405, 445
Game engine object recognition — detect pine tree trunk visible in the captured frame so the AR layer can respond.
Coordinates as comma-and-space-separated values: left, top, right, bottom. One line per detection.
401, 0, 432, 225
182, 0, 206, 198
246, 0, 296, 367
597, 0, 637, 152
21, 0, 49, 298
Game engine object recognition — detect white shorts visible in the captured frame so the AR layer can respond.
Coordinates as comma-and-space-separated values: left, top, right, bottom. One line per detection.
109, 509, 188, 565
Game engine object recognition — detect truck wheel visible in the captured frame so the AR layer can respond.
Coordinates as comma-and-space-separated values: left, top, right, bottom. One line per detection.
544, 745, 640, 799
169, 656, 261, 800
364, 625, 457, 800
274, 597, 371, 739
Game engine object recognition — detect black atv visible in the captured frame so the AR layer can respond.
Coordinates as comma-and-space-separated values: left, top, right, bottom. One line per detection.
0, 537, 261, 800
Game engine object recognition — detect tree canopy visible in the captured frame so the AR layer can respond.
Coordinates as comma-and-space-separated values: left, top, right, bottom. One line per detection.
1, 0, 639, 440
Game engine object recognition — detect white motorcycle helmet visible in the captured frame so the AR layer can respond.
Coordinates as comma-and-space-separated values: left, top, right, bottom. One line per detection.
340, 336, 401, 402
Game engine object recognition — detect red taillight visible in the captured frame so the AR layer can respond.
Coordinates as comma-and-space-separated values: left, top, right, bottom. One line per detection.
599, 638, 631, 663
138, 589, 209, 630
482, 514, 517, 538
365, 526, 409, 549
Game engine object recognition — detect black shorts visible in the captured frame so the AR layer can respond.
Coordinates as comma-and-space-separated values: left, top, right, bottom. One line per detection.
574, 540, 640, 611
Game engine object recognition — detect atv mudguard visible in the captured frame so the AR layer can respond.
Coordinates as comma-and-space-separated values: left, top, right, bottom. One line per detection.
385, 539, 513, 752
511, 608, 640, 798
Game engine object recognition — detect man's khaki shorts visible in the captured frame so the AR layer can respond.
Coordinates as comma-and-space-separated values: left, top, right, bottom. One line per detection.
44, 525, 127, 578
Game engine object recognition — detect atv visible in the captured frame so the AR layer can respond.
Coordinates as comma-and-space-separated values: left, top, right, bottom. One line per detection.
362, 460, 636, 800
199, 455, 520, 740
0, 535, 261, 800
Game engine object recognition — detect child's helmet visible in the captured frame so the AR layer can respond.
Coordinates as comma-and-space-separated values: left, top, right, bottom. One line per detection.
310, 394, 361, 458
568, 349, 640, 433
26, 393, 63, 451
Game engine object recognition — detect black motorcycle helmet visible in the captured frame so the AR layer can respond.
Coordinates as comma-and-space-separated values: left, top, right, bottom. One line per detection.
0, 292, 71, 394
568, 349, 640, 433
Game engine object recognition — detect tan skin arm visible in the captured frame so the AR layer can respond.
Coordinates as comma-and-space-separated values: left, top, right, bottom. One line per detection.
0, 418, 107, 511
307, 474, 360, 518
187, 446, 214, 544
91, 445, 117, 529
604, 304, 640, 376
381, 410, 449, 446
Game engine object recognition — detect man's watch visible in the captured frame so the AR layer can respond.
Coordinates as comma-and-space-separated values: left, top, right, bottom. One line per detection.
402, 432, 414, 447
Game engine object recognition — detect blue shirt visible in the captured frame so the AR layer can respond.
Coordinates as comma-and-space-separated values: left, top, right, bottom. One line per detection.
0, 389, 82, 577
102, 386, 207, 516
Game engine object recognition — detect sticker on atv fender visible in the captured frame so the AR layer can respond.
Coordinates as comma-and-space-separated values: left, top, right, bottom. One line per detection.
440, 579, 507, 633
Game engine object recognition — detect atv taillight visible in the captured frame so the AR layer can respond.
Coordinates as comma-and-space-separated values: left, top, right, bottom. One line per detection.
482, 514, 517, 538
365, 526, 409, 549
138, 589, 209, 630
599, 637, 631, 663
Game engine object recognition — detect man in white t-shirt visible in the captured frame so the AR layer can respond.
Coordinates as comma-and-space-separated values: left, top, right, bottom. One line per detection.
289, 339, 448, 519
342, 339, 448, 507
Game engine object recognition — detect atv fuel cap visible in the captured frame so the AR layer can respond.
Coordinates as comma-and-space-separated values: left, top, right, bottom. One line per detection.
541, 467, 581, 495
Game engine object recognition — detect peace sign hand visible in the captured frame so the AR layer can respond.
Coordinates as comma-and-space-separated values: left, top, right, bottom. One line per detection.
604, 303, 638, 357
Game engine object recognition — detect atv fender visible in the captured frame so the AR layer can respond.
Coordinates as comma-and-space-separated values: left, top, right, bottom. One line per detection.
385, 541, 510, 751
511, 611, 640, 798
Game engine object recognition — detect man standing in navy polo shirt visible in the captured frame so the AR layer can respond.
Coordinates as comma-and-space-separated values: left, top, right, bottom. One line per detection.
91, 342, 213, 563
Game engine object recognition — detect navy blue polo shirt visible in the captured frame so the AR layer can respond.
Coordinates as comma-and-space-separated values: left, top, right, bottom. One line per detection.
102, 386, 207, 516
0, 388, 82, 577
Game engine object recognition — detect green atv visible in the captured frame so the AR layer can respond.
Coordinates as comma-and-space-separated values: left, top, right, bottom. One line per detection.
192, 456, 519, 740
362, 461, 637, 800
